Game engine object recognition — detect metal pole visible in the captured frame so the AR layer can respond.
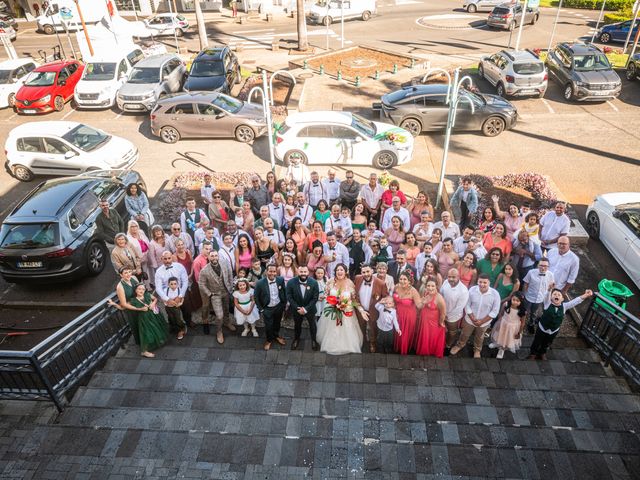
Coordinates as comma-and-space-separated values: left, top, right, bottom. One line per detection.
262, 71, 276, 173
436, 68, 459, 209
132, 0, 139, 21
341, 0, 344, 48
73, 0, 94, 56
547, 0, 563, 52
62, 22, 77, 59
48, 9, 67, 58
515, 0, 529, 51
325, 4, 329, 50
591, 0, 606, 43
167, 0, 181, 54
623, 7, 640, 53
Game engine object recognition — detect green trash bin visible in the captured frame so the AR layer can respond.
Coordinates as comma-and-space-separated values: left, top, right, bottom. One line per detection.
596, 279, 634, 313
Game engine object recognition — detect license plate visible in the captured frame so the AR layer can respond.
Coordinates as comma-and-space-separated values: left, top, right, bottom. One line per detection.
592, 91, 610, 96
520, 89, 536, 94
17, 261, 43, 268
125, 104, 144, 110
23, 109, 36, 114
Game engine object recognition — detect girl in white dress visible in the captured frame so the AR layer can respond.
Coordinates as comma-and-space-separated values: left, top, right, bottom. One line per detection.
316, 264, 367, 355
233, 279, 259, 337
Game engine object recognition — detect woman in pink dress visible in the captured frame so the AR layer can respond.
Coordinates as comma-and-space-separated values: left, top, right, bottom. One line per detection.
402, 232, 421, 267
384, 216, 406, 256
393, 271, 423, 355
234, 233, 253, 273
435, 237, 459, 277
455, 252, 478, 288
492, 195, 523, 240
415, 279, 447, 357
408, 191, 434, 229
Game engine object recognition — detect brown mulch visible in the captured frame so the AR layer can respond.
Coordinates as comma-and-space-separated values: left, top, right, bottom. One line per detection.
306, 46, 414, 80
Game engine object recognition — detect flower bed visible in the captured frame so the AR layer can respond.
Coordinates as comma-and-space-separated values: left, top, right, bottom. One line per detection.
237, 75, 292, 117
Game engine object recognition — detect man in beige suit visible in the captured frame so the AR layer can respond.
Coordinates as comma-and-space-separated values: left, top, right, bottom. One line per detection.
354, 264, 388, 353
198, 250, 235, 344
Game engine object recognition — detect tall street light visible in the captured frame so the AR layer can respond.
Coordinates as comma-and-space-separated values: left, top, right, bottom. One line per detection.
547, 0, 564, 52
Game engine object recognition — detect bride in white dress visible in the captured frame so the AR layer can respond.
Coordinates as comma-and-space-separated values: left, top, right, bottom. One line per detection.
316, 264, 368, 355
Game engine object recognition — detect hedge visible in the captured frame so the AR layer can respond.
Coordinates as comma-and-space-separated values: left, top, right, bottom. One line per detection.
563, 0, 633, 10
604, 12, 631, 23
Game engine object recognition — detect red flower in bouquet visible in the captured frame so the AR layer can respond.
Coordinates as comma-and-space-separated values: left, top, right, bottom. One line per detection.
326, 295, 338, 306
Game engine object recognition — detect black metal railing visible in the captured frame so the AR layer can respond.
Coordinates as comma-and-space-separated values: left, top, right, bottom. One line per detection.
0, 294, 130, 412
580, 292, 640, 388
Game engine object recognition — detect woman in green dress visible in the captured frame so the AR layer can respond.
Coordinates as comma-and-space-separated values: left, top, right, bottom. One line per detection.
130, 284, 169, 358
313, 199, 330, 226
493, 263, 520, 302
108, 267, 141, 345
351, 202, 368, 232
476, 247, 505, 286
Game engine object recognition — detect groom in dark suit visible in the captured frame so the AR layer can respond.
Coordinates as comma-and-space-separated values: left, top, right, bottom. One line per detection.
286, 265, 320, 351
254, 264, 287, 351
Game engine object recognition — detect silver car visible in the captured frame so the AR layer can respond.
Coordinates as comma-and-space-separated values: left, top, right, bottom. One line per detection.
116, 54, 186, 113
487, 2, 539, 30
479, 49, 547, 98
463, 0, 503, 13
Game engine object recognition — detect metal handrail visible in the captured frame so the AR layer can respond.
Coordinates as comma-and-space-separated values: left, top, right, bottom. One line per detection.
0, 292, 130, 412
580, 292, 640, 388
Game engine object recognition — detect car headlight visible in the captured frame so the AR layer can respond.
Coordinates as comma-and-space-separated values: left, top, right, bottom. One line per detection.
576, 81, 588, 87
254, 117, 266, 124
143, 92, 156, 99
40, 94, 51, 103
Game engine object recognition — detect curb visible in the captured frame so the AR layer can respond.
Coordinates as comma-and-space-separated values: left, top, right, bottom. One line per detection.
0, 301, 95, 311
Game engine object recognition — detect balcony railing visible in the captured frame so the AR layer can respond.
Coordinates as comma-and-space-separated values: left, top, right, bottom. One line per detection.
0, 293, 130, 412
580, 292, 640, 389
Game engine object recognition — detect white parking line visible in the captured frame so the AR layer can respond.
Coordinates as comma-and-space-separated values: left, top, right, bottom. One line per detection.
61, 108, 76, 120
113, 111, 123, 120
606, 100, 619, 112
8, 112, 16, 120
234, 28, 275, 34
542, 99, 555, 114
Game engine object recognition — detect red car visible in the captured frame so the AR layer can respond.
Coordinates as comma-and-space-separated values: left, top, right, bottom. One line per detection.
14, 59, 84, 114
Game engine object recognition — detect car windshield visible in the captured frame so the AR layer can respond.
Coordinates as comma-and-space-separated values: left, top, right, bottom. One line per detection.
0, 223, 58, 249
62, 124, 110, 152
513, 62, 544, 74
0, 69, 12, 84
189, 60, 225, 77
211, 93, 243, 114
82, 62, 117, 81
492, 7, 510, 14
351, 113, 376, 138
573, 53, 611, 71
128, 66, 159, 84
462, 90, 486, 108
24, 71, 56, 86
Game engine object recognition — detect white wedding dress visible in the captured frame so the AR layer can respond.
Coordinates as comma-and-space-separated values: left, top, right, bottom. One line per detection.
316, 283, 363, 355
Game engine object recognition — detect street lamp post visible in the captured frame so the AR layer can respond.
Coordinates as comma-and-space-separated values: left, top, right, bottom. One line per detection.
547, 0, 564, 52
591, 0, 607, 43
167, 0, 181, 54
514, 0, 529, 51
341, 0, 344, 48
262, 71, 276, 172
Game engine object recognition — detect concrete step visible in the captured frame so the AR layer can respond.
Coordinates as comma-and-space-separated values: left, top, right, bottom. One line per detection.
100, 357, 630, 394
70, 386, 640, 432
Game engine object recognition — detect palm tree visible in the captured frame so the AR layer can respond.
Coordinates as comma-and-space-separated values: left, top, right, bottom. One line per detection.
296, 0, 308, 51
195, 0, 209, 50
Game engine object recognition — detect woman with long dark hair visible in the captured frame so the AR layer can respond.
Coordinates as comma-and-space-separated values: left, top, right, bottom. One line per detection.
124, 183, 154, 234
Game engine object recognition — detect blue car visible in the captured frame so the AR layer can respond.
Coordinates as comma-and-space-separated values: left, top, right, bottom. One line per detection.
598, 19, 639, 44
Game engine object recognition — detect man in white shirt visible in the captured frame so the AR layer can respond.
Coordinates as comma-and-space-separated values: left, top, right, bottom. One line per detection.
450, 274, 501, 358
325, 204, 348, 240
358, 173, 385, 220
468, 233, 487, 260
453, 225, 475, 257
539, 202, 570, 250
323, 232, 350, 277
218, 233, 236, 271
322, 168, 341, 205
155, 250, 190, 326
284, 156, 310, 186
440, 269, 469, 348
303, 171, 329, 208
268, 193, 285, 227
523, 257, 555, 334
547, 235, 579, 296
295, 191, 314, 227
433, 211, 461, 240
381, 196, 411, 231
200, 174, 216, 206
166, 223, 195, 256
263, 218, 285, 249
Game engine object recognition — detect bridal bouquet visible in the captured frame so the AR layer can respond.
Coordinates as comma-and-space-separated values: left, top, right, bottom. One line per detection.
323, 291, 358, 327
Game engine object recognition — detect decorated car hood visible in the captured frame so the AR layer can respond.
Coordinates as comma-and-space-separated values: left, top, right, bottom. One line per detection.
372, 122, 414, 148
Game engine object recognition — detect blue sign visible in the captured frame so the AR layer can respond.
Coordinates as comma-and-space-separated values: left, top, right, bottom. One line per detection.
59, 7, 73, 19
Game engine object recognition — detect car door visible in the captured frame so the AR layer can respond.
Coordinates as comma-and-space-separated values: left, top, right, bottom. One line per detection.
116, 59, 128, 89
55, 67, 70, 99
167, 102, 198, 137
478, 0, 501, 12
295, 125, 337, 164
194, 102, 236, 138
167, 59, 184, 93
620, 212, 640, 287
418, 94, 450, 131
483, 54, 501, 85
40, 137, 85, 175
331, 125, 373, 165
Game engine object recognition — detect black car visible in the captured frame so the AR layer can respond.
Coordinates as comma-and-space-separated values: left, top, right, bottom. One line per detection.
0, 170, 145, 283
373, 84, 518, 137
627, 52, 640, 81
183, 46, 241, 94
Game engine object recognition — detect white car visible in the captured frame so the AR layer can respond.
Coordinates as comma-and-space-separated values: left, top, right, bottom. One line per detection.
74, 47, 145, 109
5, 121, 139, 182
0, 20, 16, 40
144, 13, 190, 37
274, 111, 414, 169
586, 192, 640, 289
0, 58, 38, 108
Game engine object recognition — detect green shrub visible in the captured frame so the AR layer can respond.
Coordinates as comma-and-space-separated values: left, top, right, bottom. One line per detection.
604, 12, 631, 23
563, 0, 633, 10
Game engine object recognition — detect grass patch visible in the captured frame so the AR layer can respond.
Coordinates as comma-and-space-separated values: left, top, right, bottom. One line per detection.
240, 67, 254, 78
607, 52, 629, 68
537, 0, 560, 7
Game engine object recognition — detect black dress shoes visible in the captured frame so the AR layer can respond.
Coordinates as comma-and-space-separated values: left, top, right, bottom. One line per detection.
291, 339, 300, 350
312, 340, 320, 351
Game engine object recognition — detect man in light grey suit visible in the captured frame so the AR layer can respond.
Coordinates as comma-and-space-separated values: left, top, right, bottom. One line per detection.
198, 250, 236, 344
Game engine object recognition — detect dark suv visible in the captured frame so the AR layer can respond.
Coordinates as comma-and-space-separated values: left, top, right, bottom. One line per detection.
545, 42, 621, 101
0, 170, 145, 283
183, 46, 241, 94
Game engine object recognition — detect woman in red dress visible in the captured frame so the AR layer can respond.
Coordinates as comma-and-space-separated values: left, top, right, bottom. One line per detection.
393, 271, 423, 355
415, 279, 447, 358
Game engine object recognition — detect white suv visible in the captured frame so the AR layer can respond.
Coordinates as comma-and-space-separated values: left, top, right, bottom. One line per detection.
74, 48, 145, 109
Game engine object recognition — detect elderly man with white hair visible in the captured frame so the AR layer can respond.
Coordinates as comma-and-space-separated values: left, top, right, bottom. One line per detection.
433, 211, 461, 240
381, 196, 411, 231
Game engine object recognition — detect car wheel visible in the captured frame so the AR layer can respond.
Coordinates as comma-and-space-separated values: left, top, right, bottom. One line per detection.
53, 95, 64, 111
467, 4, 477, 13
399, 118, 422, 137
481, 116, 506, 137
175, 28, 184, 37
626, 62, 637, 81
235, 125, 255, 143
160, 126, 180, 144
373, 150, 397, 169
362, 10, 371, 21
478, 64, 484, 79
12, 164, 34, 182
284, 150, 307, 166
43, 24, 55, 35
531, 14, 538, 25
85, 241, 107, 276
7, 92, 15, 107
323, 16, 332, 26
599, 32, 611, 44
586, 211, 600, 239
496, 82, 506, 97
563, 83, 574, 101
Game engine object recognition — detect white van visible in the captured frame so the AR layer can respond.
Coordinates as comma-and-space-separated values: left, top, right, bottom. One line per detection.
74, 47, 145, 109
37, 0, 108, 35
307, 0, 376, 26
